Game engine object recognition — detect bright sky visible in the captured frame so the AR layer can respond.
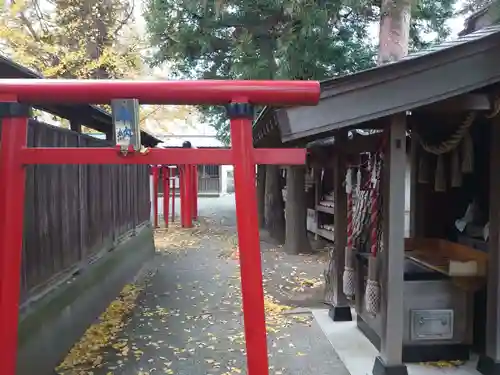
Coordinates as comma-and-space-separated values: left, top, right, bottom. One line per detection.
367, 2, 467, 42
448, 14, 468, 37
446, 0, 469, 38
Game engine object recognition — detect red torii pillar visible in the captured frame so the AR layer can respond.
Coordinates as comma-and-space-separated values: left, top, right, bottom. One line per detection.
179, 163, 193, 228
191, 164, 198, 221
180, 141, 198, 225
162, 166, 170, 228
152, 165, 160, 228
171, 166, 176, 223
0, 79, 319, 375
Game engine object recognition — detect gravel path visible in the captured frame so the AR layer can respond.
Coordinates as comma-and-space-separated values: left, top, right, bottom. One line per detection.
57, 196, 350, 375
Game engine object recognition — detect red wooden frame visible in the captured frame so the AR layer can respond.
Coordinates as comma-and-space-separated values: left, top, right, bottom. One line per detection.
0, 79, 319, 375
191, 165, 198, 221
163, 166, 170, 228
0, 79, 319, 105
171, 169, 176, 223
180, 164, 193, 228
152, 166, 160, 228
20, 147, 306, 165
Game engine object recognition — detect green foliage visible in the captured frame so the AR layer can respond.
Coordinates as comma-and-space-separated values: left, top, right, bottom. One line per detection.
0, 0, 140, 79
145, 0, 378, 80
144, 0, 376, 142
409, 0, 455, 50
144, 0, 456, 143
0, 0, 195, 135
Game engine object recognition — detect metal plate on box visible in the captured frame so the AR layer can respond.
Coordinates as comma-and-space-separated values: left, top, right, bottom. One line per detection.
410, 309, 454, 341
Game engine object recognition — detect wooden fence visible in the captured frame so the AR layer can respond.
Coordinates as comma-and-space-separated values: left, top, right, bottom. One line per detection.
198, 175, 220, 194
4, 120, 151, 304
158, 165, 221, 195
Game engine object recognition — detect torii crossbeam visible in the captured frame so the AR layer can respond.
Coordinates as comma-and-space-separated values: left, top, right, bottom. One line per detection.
0, 79, 320, 375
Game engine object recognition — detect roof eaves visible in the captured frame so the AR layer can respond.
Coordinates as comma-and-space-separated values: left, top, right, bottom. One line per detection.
319, 24, 500, 95
0, 54, 161, 147
460, 3, 495, 35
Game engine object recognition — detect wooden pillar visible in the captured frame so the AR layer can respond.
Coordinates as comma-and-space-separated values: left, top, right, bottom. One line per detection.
373, 113, 408, 375
70, 121, 82, 133
257, 165, 266, 229
409, 133, 418, 238
409, 124, 426, 239
328, 141, 352, 321
313, 167, 320, 240
264, 165, 285, 243
285, 165, 311, 254
477, 120, 500, 375
149, 169, 155, 223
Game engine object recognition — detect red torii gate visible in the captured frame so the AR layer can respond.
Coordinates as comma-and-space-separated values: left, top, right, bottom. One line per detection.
0, 79, 319, 375
151, 163, 196, 228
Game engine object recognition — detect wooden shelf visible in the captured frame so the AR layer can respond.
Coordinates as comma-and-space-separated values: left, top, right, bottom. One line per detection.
316, 227, 334, 242
317, 204, 334, 215
311, 167, 335, 243
405, 238, 488, 282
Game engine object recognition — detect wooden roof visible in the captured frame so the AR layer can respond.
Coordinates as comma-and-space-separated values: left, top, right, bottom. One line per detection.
0, 55, 161, 147
255, 24, 500, 145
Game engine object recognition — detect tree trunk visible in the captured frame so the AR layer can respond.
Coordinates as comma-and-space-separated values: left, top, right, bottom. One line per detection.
285, 166, 311, 254
378, 0, 412, 64
257, 164, 266, 229
264, 165, 285, 243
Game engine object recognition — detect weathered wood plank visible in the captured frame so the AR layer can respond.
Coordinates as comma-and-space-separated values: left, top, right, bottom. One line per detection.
19, 120, 150, 304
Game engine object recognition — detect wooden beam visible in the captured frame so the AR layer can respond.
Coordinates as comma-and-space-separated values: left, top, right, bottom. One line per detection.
70, 121, 82, 133
339, 132, 384, 155
409, 135, 418, 238
416, 94, 491, 113
477, 117, 500, 374
308, 132, 384, 168
329, 131, 352, 321
313, 168, 320, 241
254, 110, 280, 146
282, 49, 500, 143
377, 113, 407, 370
308, 132, 378, 155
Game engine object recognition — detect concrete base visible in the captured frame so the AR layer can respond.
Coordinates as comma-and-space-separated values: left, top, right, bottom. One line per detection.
477, 355, 500, 375
329, 305, 353, 322
373, 356, 409, 375
17, 224, 155, 375
357, 314, 470, 363
313, 309, 480, 375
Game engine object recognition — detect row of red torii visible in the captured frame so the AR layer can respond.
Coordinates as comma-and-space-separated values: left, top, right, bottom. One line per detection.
150, 163, 198, 228
0, 79, 320, 375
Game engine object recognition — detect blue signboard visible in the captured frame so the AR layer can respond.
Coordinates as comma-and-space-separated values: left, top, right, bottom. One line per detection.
111, 99, 140, 151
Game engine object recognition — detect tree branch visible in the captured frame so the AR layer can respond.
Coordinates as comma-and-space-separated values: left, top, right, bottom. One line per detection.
11, 0, 41, 41
113, 0, 135, 37
140, 105, 163, 124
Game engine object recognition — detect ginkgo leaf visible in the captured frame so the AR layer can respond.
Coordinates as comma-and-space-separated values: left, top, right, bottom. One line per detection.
56, 282, 144, 372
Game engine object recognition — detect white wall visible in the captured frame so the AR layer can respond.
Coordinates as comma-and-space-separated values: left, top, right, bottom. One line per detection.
221, 165, 234, 194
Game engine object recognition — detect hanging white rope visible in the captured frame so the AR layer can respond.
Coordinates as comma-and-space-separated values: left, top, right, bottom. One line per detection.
418, 112, 476, 155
